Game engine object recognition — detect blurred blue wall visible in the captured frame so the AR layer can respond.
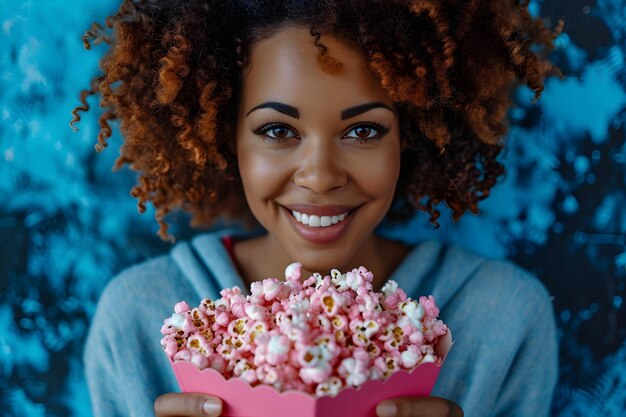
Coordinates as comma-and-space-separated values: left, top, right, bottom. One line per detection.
1, 0, 625, 415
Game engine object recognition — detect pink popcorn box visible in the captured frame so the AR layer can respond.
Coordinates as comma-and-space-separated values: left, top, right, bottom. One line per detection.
167, 331, 452, 417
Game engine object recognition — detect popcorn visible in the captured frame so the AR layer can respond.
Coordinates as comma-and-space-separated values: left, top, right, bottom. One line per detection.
161, 264, 448, 398
315, 376, 343, 397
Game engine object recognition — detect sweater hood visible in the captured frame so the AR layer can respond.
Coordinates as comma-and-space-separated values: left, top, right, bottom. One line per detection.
170, 230, 487, 312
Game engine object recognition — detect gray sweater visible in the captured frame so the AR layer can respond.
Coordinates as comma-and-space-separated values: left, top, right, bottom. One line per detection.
84, 230, 558, 417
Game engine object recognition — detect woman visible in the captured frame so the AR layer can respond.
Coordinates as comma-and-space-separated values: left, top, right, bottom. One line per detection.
71, 1, 562, 416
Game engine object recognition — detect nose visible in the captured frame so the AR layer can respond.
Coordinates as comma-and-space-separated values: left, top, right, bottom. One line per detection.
293, 138, 348, 193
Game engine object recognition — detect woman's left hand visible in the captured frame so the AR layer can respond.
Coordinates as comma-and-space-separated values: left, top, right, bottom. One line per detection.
376, 396, 464, 417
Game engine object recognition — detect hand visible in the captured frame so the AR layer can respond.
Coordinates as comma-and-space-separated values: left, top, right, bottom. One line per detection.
376, 396, 463, 417
154, 392, 223, 417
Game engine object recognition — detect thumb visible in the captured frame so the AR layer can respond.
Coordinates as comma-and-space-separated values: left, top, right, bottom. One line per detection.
376, 396, 463, 417
154, 392, 223, 417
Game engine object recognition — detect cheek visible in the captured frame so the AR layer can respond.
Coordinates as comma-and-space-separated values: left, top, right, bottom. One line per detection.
350, 145, 401, 199
237, 148, 292, 203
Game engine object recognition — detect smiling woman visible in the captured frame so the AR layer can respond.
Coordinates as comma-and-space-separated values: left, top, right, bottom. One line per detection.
234, 27, 407, 290
70, 1, 562, 417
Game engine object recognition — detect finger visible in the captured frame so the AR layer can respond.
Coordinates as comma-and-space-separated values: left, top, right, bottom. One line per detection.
154, 392, 222, 417
376, 396, 463, 417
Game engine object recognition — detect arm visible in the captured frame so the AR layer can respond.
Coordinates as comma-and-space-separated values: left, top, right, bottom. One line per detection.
491, 285, 558, 417
83, 287, 127, 417
376, 257, 558, 417
85, 260, 226, 417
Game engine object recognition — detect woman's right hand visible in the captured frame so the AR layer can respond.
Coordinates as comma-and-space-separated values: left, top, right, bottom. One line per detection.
154, 392, 223, 417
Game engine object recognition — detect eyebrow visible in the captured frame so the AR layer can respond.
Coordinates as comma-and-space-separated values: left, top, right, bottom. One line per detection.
341, 102, 395, 120
245, 101, 395, 120
245, 102, 299, 119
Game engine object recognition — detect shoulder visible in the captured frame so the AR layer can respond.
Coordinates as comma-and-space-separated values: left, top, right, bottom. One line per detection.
433, 241, 552, 302
88, 253, 190, 341
98, 254, 183, 309
440, 242, 555, 333
471, 253, 553, 309
400, 239, 552, 303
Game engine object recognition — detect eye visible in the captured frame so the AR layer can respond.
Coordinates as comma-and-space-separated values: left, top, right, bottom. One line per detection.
343, 122, 389, 144
253, 122, 299, 143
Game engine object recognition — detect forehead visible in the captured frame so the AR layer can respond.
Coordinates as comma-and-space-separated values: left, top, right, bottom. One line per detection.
240, 26, 393, 114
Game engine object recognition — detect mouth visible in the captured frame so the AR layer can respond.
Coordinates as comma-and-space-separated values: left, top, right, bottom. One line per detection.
281, 205, 361, 245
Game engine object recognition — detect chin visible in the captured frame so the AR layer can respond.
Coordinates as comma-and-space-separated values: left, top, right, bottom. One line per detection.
295, 252, 354, 276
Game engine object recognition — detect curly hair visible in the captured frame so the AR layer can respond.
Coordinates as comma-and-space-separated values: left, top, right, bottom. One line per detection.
70, 0, 563, 242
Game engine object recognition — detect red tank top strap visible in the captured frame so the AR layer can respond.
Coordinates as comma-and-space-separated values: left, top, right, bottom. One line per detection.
221, 235, 236, 263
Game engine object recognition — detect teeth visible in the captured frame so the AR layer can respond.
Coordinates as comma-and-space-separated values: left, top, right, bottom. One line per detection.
291, 210, 350, 227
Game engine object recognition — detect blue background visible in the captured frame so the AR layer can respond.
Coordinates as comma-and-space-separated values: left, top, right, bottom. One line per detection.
1, 0, 625, 415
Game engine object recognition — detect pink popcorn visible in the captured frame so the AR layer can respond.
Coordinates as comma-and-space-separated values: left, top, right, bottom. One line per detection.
382, 281, 408, 311
383, 337, 397, 352
174, 301, 191, 314
199, 298, 216, 313
187, 333, 213, 356
317, 315, 332, 332
315, 376, 343, 397
355, 294, 380, 319
190, 351, 209, 369
285, 262, 302, 285
188, 308, 210, 328
244, 303, 266, 322
314, 335, 341, 362
160, 322, 177, 336
161, 264, 448, 397
245, 321, 268, 345
215, 311, 230, 327
254, 332, 291, 366
374, 351, 402, 378
419, 295, 440, 318
310, 272, 326, 291
160, 335, 179, 357
330, 314, 348, 331
319, 291, 345, 316
173, 348, 191, 362
168, 312, 186, 330
266, 334, 290, 365
220, 286, 242, 302
399, 300, 425, 327
233, 359, 258, 384
300, 361, 332, 385
400, 345, 422, 368
409, 329, 425, 345
422, 317, 448, 343
377, 324, 395, 341
345, 269, 362, 291
262, 278, 284, 301
256, 363, 280, 385
358, 266, 374, 283
338, 354, 369, 387
208, 353, 227, 373
250, 281, 264, 300
231, 301, 246, 318
227, 318, 251, 338
330, 269, 349, 291
217, 338, 238, 361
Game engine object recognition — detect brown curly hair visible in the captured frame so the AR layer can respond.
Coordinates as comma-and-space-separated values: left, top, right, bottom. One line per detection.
70, 0, 563, 242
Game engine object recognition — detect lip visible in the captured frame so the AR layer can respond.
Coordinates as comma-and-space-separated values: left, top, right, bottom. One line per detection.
282, 205, 360, 245
282, 204, 357, 217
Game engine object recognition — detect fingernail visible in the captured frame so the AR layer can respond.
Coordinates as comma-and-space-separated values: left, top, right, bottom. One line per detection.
377, 402, 397, 417
203, 399, 222, 415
